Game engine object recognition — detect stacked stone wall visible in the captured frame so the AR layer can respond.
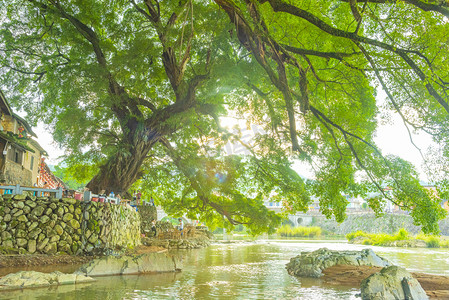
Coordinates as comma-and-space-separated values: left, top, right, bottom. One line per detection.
0, 194, 141, 255
137, 205, 157, 236
107, 204, 141, 249
311, 213, 449, 235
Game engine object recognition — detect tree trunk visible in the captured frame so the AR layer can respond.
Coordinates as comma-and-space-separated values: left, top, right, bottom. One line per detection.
86, 138, 157, 196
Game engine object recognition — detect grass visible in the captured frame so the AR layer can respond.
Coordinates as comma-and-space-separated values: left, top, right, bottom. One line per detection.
276, 225, 322, 238
346, 228, 449, 248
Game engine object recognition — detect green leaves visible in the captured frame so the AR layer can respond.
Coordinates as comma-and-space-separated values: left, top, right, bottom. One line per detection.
0, 0, 448, 234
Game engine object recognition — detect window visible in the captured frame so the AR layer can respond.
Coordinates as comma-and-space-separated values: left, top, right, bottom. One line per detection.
30, 156, 34, 170
7, 146, 23, 164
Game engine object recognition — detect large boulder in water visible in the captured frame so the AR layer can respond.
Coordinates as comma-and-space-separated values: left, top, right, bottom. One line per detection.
286, 248, 391, 278
361, 266, 428, 300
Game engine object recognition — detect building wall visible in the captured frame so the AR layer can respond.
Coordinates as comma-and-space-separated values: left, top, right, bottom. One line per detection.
3, 160, 33, 186
0, 195, 141, 254
23, 143, 42, 185
1, 115, 17, 134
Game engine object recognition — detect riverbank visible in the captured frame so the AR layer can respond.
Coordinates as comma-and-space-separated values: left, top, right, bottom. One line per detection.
0, 244, 167, 269
322, 265, 449, 299
346, 229, 449, 248
0, 254, 93, 268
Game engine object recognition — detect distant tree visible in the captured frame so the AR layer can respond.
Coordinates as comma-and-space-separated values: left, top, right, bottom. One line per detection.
0, 0, 447, 233
52, 165, 88, 191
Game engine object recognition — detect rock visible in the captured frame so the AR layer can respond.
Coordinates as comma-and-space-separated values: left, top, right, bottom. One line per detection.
31, 205, 45, 217
1, 231, 12, 240
17, 215, 28, 222
75, 253, 182, 276
50, 235, 60, 243
64, 235, 73, 245
13, 194, 27, 201
28, 228, 42, 239
37, 233, 45, 242
15, 229, 27, 238
13, 209, 23, 217
71, 242, 79, 254
23, 205, 31, 214
62, 198, 77, 205
75, 207, 82, 215
0, 271, 94, 290
63, 213, 74, 222
70, 219, 80, 229
25, 200, 37, 208
361, 266, 428, 300
40, 215, 50, 224
9, 219, 18, 228
55, 224, 64, 235
3, 214, 11, 222
45, 242, 57, 254
88, 234, 98, 244
2, 240, 13, 248
37, 237, 49, 251
29, 221, 38, 231
48, 220, 56, 229
17, 222, 26, 230
16, 238, 27, 247
57, 207, 64, 217
286, 248, 392, 278
28, 239, 36, 254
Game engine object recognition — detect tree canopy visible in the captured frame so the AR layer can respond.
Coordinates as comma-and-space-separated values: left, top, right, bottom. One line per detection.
0, 0, 448, 234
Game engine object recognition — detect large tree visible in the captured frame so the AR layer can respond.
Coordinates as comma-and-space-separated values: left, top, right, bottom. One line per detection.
0, 0, 448, 233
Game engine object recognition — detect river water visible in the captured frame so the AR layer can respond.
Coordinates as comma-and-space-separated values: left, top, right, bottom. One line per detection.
1, 240, 448, 299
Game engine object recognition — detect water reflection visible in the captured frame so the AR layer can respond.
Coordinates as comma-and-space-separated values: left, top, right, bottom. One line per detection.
1, 240, 447, 299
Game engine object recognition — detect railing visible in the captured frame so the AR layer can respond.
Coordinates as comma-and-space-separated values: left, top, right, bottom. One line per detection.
0, 184, 63, 198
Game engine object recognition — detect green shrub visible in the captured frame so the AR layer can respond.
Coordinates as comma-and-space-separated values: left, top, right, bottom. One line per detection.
276, 225, 322, 238
426, 236, 440, 248
348, 229, 447, 248
346, 230, 368, 241
440, 239, 449, 248
395, 228, 410, 240
362, 239, 372, 245
346, 228, 410, 246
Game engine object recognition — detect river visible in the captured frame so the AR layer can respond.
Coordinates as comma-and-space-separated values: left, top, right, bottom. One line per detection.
1, 240, 448, 299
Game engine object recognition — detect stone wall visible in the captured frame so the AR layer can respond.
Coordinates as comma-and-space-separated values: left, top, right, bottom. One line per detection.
0, 194, 141, 255
311, 213, 449, 235
137, 205, 157, 236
